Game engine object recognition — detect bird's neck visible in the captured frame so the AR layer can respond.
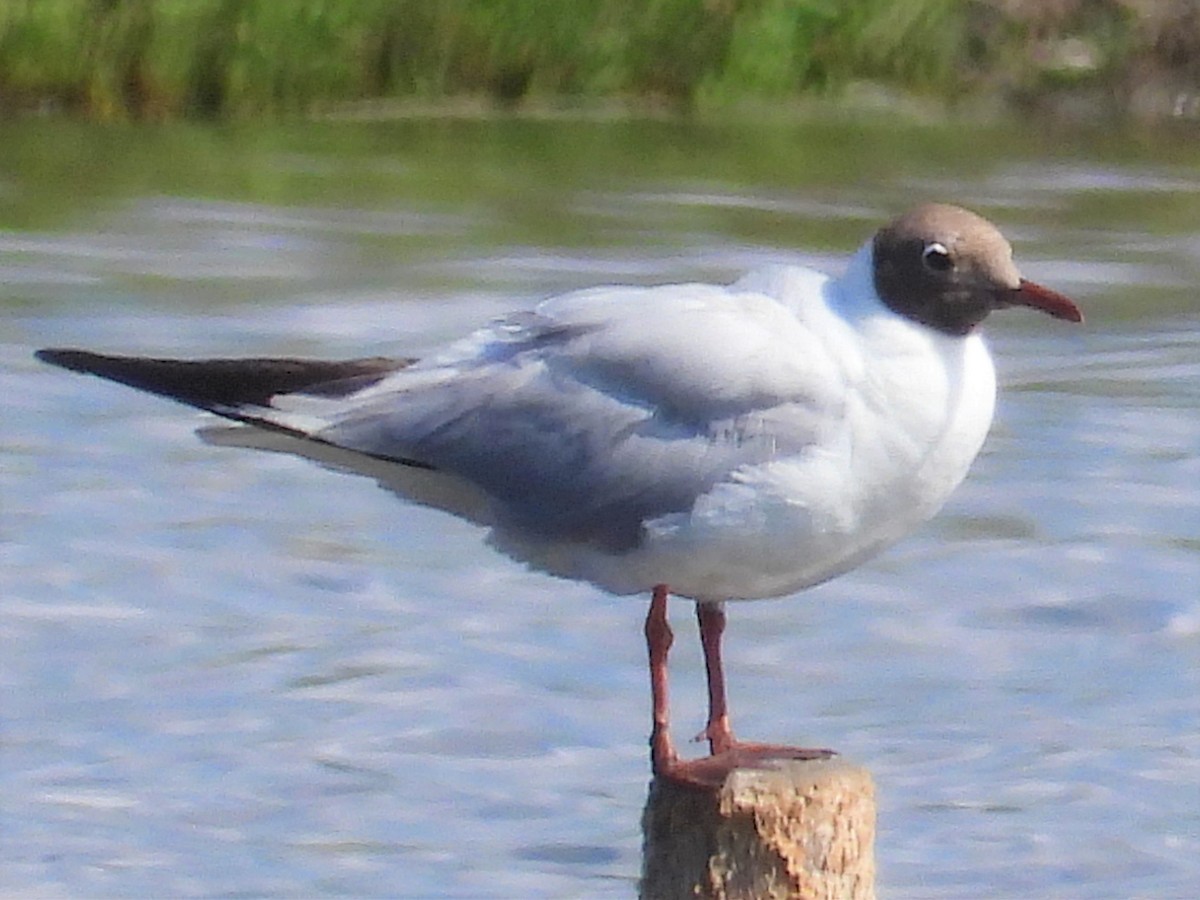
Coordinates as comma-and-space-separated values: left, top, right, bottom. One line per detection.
829, 243, 881, 322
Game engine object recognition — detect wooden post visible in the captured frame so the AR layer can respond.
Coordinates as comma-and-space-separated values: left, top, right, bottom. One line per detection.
640, 757, 876, 900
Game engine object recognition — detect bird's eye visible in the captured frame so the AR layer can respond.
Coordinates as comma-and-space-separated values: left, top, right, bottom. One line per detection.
922, 242, 953, 272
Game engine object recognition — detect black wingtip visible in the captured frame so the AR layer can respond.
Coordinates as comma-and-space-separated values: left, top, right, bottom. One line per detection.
35, 346, 413, 410
34, 347, 223, 408
36, 346, 436, 471
35, 347, 101, 372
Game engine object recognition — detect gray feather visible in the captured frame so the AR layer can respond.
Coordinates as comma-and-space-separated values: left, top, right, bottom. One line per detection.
320, 310, 833, 548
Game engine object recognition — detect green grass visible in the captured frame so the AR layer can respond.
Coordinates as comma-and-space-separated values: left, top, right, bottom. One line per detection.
0, 0, 1179, 121
0, 0, 968, 119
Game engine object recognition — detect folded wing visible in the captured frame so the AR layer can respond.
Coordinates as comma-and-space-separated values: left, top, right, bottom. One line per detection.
37, 272, 849, 550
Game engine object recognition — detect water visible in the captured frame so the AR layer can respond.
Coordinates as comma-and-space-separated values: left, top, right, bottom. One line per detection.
2, 118, 1198, 898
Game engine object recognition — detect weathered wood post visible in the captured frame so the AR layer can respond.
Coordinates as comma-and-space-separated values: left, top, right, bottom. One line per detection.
640, 757, 876, 900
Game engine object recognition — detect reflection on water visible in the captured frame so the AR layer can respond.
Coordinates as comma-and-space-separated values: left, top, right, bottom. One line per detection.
2, 118, 1198, 898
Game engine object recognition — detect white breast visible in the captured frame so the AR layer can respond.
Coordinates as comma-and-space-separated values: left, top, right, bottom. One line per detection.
553, 250, 998, 601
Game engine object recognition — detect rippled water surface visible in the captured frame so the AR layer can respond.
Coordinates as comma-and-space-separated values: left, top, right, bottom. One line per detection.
3, 118, 1198, 897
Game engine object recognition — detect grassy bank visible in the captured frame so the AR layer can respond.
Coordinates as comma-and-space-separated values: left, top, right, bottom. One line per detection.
0, 1, 1196, 121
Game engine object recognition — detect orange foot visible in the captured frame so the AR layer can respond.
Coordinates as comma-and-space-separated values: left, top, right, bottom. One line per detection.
655, 742, 837, 791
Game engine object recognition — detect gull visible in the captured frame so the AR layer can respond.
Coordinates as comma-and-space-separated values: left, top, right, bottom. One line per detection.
37, 203, 1082, 786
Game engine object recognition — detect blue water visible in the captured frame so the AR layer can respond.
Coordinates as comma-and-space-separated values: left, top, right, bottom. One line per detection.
2, 120, 1198, 897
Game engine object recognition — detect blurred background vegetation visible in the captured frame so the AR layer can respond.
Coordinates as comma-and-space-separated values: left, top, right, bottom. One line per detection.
0, 0, 1197, 122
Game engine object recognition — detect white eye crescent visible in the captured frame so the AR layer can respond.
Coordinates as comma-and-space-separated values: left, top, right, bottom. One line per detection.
922, 241, 953, 272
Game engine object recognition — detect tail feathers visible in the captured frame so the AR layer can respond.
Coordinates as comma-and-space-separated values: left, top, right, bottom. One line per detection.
35, 348, 411, 412
200, 424, 483, 520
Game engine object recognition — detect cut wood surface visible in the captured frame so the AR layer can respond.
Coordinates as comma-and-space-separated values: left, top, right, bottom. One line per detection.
640, 757, 875, 900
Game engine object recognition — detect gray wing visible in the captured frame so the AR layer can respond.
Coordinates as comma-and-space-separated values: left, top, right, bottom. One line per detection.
38, 275, 847, 551
320, 289, 844, 549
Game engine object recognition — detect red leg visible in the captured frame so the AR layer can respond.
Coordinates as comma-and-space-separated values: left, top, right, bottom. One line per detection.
644, 584, 677, 775
645, 589, 836, 790
696, 601, 735, 755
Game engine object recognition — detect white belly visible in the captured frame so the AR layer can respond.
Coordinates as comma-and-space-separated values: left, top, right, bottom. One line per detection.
538, 326, 997, 601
